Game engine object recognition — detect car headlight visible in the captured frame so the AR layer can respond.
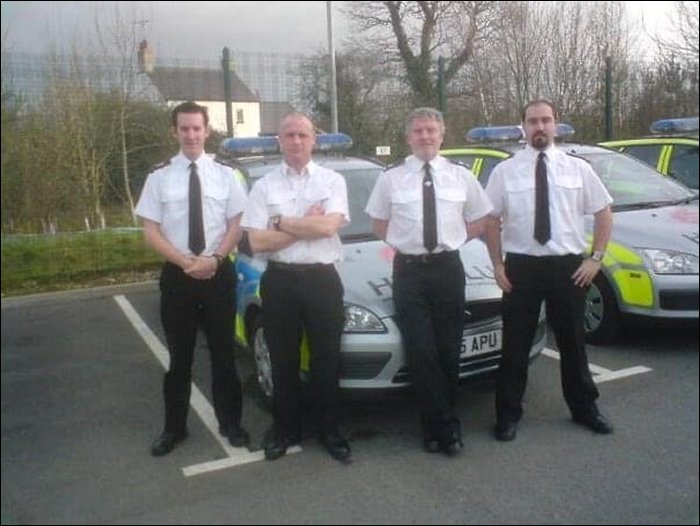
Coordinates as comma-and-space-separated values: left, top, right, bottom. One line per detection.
344, 304, 387, 333
640, 249, 699, 274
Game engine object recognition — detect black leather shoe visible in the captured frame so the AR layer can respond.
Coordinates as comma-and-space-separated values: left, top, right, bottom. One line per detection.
319, 430, 351, 462
262, 429, 298, 461
572, 413, 614, 434
423, 438, 441, 453
220, 424, 251, 448
150, 429, 188, 457
441, 438, 463, 456
494, 421, 518, 442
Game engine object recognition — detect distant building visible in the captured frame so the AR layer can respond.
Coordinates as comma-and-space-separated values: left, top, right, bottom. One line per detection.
138, 41, 261, 136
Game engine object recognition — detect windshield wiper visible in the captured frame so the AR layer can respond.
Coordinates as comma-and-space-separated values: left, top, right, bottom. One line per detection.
612, 201, 676, 211
672, 194, 700, 205
341, 233, 377, 242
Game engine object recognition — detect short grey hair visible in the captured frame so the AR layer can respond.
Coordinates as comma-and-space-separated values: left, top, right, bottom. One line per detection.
405, 107, 445, 135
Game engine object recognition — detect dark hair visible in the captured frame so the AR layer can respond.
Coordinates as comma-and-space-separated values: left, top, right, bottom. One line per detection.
521, 99, 558, 121
171, 101, 209, 128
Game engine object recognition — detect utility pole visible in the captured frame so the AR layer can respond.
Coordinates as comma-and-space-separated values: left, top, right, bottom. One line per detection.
327, 1, 339, 133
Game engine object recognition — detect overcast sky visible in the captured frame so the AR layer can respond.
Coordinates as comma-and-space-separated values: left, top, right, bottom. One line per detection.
1, 1, 675, 60
1, 1, 351, 59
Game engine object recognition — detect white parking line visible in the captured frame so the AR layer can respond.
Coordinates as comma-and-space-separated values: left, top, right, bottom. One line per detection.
541, 347, 652, 383
114, 294, 301, 477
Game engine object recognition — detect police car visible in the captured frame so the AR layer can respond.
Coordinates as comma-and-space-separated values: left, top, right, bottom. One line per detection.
442, 125, 699, 344
219, 134, 546, 399
600, 117, 699, 189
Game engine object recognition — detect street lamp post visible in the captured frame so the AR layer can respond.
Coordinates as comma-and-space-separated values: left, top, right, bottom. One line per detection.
327, 1, 339, 133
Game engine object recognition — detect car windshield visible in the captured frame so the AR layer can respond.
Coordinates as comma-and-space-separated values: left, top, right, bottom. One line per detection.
575, 150, 695, 210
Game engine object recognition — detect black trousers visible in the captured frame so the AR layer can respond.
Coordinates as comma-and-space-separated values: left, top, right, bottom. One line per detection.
392, 251, 465, 441
159, 261, 242, 434
260, 262, 345, 440
496, 253, 599, 423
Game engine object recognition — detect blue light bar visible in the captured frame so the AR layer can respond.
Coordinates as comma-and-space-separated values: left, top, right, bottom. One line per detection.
650, 117, 699, 135
466, 123, 576, 143
220, 133, 353, 157
466, 126, 523, 143
314, 133, 353, 151
220, 136, 279, 156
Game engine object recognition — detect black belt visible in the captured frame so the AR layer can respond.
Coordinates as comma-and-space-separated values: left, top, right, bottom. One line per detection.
395, 250, 459, 264
267, 260, 334, 272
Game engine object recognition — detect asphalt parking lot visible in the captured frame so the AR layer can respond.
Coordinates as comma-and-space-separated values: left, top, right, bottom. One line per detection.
2, 283, 698, 524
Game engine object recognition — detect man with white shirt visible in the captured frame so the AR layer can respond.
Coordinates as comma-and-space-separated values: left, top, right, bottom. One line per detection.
484, 99, 614, 442
241, 113, 351, 462
136, 102, 249, 456
365, 107, 492, 456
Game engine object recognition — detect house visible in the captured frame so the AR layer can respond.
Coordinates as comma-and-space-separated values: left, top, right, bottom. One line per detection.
138, 41, 261, 137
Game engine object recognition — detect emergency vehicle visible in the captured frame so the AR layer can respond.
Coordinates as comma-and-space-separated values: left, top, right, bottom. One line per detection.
442, 125, 699, 344
218, 134, 546, 399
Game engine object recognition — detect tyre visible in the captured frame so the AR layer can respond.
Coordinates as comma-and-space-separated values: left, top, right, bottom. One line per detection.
584, 275, 620, 344
250, 316, 274, 402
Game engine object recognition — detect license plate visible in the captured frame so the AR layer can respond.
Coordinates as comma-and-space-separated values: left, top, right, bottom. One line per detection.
461, 329, 501, 357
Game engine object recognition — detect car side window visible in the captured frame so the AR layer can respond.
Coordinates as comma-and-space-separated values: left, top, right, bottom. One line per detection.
621, 144, 662, 168
478, 157, 503, 188
668, 145, 699, 189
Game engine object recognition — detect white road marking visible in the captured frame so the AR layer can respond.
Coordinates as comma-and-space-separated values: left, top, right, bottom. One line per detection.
114, 294, 301, 477
541, 347, 652, 383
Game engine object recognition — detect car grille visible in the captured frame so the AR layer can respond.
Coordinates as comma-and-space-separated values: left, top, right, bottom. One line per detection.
340, 352, 392, 379
659, 290, 699, 311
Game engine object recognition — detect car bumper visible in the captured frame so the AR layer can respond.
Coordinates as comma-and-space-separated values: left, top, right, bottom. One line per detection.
338, 314, 547, 389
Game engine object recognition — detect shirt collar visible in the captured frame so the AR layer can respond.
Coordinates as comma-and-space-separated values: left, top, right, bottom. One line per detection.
282, 159, 316, 177
524, 144, 558, 161
175, 151, 209, 169
406, 154, 445, 172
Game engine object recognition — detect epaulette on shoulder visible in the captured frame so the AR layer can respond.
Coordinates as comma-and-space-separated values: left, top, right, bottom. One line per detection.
565, 152, 591, 165
151, 159, 171, 171
386, 158, 406, 171
447, 158, 469, 169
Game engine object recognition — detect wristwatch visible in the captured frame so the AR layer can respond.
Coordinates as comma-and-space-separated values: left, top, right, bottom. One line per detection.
590, 251, 605, 263
271, 215, 282, 231
212, 253, 226, 267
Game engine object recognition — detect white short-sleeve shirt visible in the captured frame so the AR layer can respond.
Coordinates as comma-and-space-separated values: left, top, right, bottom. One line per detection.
365, 155, 493, 255
240, 160, 349, 264
485, 145, 612, 256
135, 152, 247, 256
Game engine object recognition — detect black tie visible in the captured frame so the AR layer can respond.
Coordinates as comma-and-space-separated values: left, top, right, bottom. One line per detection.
188, 162, 205, 255
534, 152, 551, 245
423, 162, 437, 252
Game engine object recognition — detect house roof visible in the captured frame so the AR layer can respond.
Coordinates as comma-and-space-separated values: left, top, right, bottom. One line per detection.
148, 66, 259, 103
259, 101, 296, 135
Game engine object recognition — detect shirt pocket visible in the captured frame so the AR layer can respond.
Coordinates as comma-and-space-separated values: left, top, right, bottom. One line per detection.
266, 190, 296, 216
391, 189, 422, 223
436, 187, 466, 226
159, 184, 188, 218
304, 187, 331, 210
504, 177, 536, 214
203, 185, 230, 218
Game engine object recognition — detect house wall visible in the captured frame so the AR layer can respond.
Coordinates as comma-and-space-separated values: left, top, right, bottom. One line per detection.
169, 100, 261, 137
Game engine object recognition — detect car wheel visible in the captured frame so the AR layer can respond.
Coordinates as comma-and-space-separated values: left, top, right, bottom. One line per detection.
251, 317, 274, 401
584, 275, 620, 345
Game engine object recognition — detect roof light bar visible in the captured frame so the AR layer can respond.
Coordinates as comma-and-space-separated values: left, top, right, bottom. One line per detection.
220, 133, 353, 157
465, 123, 575, 143
650, 117, 699, 135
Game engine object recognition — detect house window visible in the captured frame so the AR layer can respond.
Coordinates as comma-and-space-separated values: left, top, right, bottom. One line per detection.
236, 109, 244, 124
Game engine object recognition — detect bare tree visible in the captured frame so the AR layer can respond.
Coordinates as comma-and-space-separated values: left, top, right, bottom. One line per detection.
652, 1, 699, 61
346, 1, 498, 107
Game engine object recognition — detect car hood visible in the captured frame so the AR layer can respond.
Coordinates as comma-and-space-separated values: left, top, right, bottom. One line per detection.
339, 239, 499, 318
606, 203, 699, 254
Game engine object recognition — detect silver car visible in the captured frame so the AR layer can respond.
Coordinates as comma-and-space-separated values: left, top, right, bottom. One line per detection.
221, 136, 546, 398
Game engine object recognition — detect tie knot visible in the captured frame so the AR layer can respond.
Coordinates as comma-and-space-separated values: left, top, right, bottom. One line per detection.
538, 152, 546, 162
190, 162, 197, 172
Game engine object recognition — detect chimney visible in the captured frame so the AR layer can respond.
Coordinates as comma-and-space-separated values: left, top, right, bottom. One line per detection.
138, 40, 155, 73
